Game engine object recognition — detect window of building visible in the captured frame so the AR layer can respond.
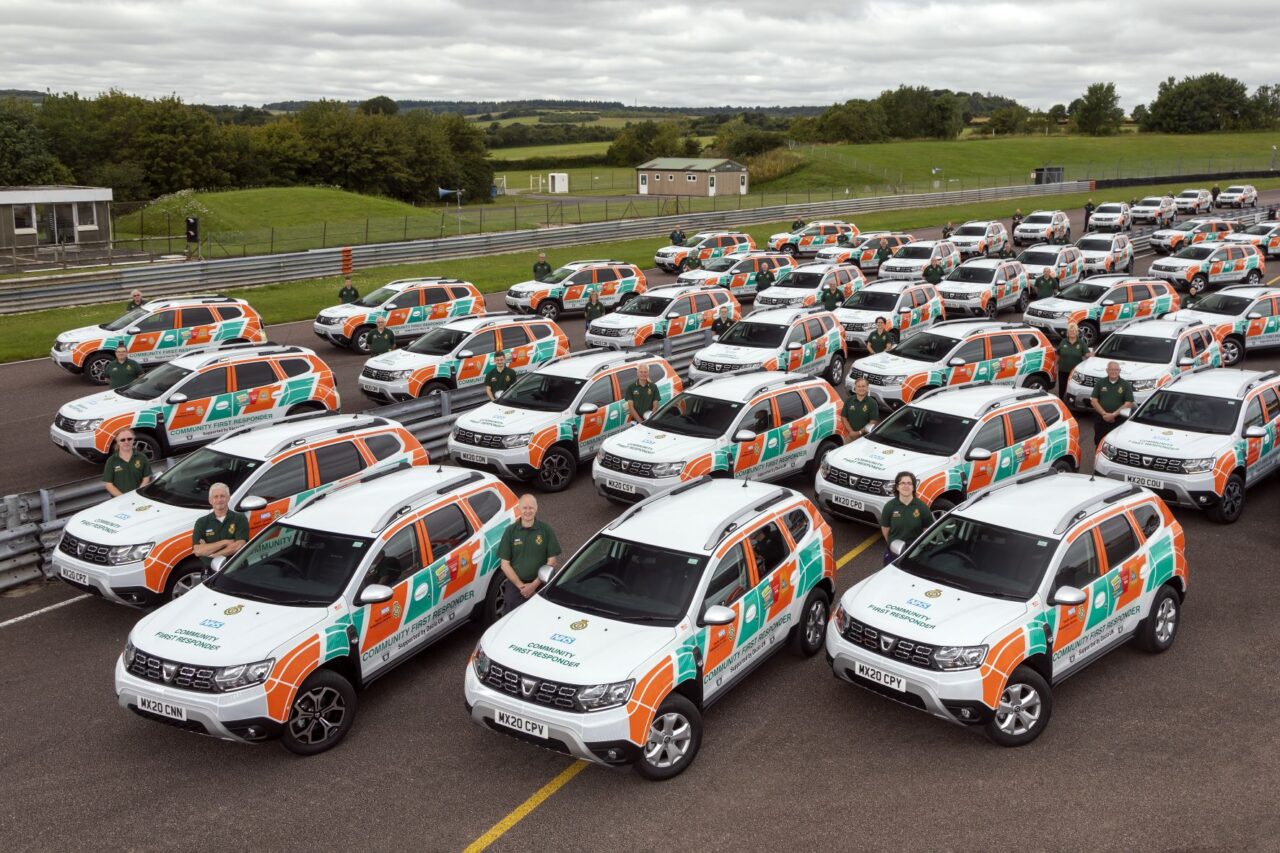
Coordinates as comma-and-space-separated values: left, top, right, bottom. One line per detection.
13, 205, 36, 233
76, 202, 97, 229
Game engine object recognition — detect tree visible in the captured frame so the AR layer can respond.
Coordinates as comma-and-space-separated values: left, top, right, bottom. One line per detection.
1130, 104, 1149, 128
988, 105, 1030, 135
0, 98, 73, 185
605, 120, 691, 166
1141, 73, 1255, 133
806, 99, 888, 144
358, 96, 399, 116
712, 117, 784, 158
1073, 83, 1124, 136
1047, 103, 1068, 126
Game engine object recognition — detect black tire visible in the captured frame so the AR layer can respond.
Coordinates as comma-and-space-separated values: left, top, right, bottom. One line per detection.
1134, 584, 1181, 654
1220, 335, 1246, 367
420, 380, 450, 397
1125, 259, 1135, 274
676, 260, 688, 273
164, 559, 205, 602
350, 325, 375, 355
1016, 290, 1030, 313
1078, 321, 1100, 349
1051, 456, 1077, 473
929, 495, 958, 521
535, 446, 578, 492
479, 571, 517, 625
633, 693, 702, 781
1189, 274, 1208, 296
84, 353, 113, 386
280, 669, 357, 756
824, 351, 846, 385
1245, 269, 1262, 284
983, 299, 998, 320
537, 300, 562, 321
983, 665, 1053, 747
1023, 373, 1053, 391
805, 438, 840, 477
1206, 473, 1245, 524
788, 586, 831, 657
131, 432, 163, 462
783, 244, 799, 258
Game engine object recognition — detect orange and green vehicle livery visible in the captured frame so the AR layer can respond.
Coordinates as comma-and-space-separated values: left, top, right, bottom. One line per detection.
584, 286, 740, 349
653, 232, 754, 272
313, 278, 485, 353
505, 260, 647, 321
768, 221, 859, 257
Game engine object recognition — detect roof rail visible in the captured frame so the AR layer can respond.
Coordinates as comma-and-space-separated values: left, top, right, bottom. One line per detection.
1240, 369, 1279, 396
703, 487, 792, 550
471, 312, 520, 328
606, 476, 713, 530
208, 344, 302, 364
263, 413, 384, 457
221, 408, 334, 441
287, 459, 415, 514
982, 388, 1051, 413
690, 365, 765, 388
373, 470, 485, 533
745, 373, 809, 399
1052, 481, 1137, 535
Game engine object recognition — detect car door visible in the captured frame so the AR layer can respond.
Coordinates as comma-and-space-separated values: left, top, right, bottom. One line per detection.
166, 366, 230, 444
129, 309, 180, 363
587, 267, 619, 307
178, 306, 219, 354
384, 288, 422, 336
664, 295, 696, 336
1253, 297, 1280, 349
741, 518, 797, 652
232, 359, 284, 424
238, 451, 309, 534
1125, 283, 1154, 322
1048, 525, 1112, 676
420, 287, 453, 328
1240, 393, 1272, 479
576, 373, 621, 457
698, 540, 753, 697
1098, 287, 1127, 330
963, 415, 1006, 492
772, 390, 813, 473
980, 334, 1020, 384
455, 329, 498, 386
691, 292, 717, 332
1005, 405, 1045, 476
731, 398, 776, 476
405, 501, 480, 633
355, 521, 425, 677
1257, 387, 1280, 478
944, 338, 988, 385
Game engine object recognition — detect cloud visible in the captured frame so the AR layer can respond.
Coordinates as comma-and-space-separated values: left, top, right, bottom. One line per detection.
2, 0, 1278, 109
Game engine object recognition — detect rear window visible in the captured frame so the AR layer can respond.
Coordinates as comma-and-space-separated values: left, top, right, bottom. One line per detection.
279, 358, 311, 378
216, 305, 244, 321
468, 489, 504, 525
364, 433, 403, 461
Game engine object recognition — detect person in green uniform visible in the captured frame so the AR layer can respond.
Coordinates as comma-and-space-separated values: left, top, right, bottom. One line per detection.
820, 279, 844, 311
791, 218, 805, 232
124, 289, 146, 314
685, 255, 702, 271
1083, 199, 1096, 232
1011, 209, 1024, 230
105, 345, 143, 390
669, 227, 686, 245
880, 472, 932, 565
583, 290, 607, 326
497, 494, 561, 611
941, 222, 955, 240
866, 317, 895, 354
997, 244, 1016, 259
874, 237, 893, 269
484, 350, 518, 400
338, 278, 359, 304
711, 307, 734, 337
843, 377, 879, 439
101, 429, 152, 497
922, 260, 944, 285
1032, 268, 1058, 301
837, 231, 854, 247
1055, 322, 1091, 398
755, 265, 775, 292
192, 483, 249, 571
1090, 361, 1134, 447
624, 369, 660, 423
532, 252, 553, 282
367, 314, 396, 355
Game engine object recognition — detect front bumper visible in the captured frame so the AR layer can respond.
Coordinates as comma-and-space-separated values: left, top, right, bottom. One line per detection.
688, 363, 759, 383
585, 331, 640, 349
312, 321, 350, 345
813, 474, 892, 526
358, 376, 415, 403
49, 424, 106, 462
115, 657, 281, 744
51, 549, 155, 606
1013, 231, 1050, 245
1023, 314, 1069, 338
1093, 456, 1221, 509
447, 438, 538, 480
591, 460, 682, 502
505, 293, 536, 313
940, 297, 987, 318
846, 374, 906, 408
50, 348, 83, 373
877, 266, 923, 281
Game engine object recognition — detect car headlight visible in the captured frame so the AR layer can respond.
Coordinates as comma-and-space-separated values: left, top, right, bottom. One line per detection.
651, 461, 685, 478
933, 645, 988, 671
213, 658, 275, 692
108, 542, 154, 565
1051, 311, 1075, 319
123, 639, 136, 666
74, 418, 104, 433
576, 679, 634, 712
881, 480, 896, 496
1099, 440, 1116, 459
473, 644, 490, 679
389, 369, 415, 380
502, 433, 533, 448
819, 457, 831, 477
833, 603, 853, 634
882, 374, 908, 384
1131, 378, 1158, 391
1181, 457, 1215, 474
54, 340, 72, 352
1071, 371, 1086, 383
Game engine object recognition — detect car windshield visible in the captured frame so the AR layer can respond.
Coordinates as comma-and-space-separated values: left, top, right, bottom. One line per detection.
1179, 191, 1202, 199
701, 257, 737, 272
954, 225, 986, 236
844, 290, 899, 311
1185, 292, 1250, 315
1018, 250, 1059, 266
1137, 197, 1164, 207
137, 449, 262, 509
1077, 238, 1114, 252
896, 246, 934, 259
684, 235, 712, 247
897, 515, 1054, 600
782, 271, 826, 290
1225, 186, 1247, 193
648, 392, 742, 438
868, 406, 975, 456
1055, 283, 1109, 303
1174, 246, 1215, 261
499, 372, 585, 412
205, 524, 371, 606
1096, 333, 1175, 364
946, 266, 995, 283
354, 286, 398, 307
618, 294, 672, 317
102, 308, 148, 332
407, 326, 468, 355
1024, 214, 1053, 224
542, 534, 706, 626
891, 331, 959, 362
716, 320, 785, 349
542, 266, 580, 284
1244, 224, 1276, 235
1132, 390, 1241, 435
1172, 221, 1197, 231
1096, 204, 1124, 214
116, 363, 190, 400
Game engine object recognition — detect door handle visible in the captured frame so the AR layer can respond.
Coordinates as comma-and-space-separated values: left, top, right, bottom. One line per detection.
745, 604, 757, 621
214, 402, 229, 410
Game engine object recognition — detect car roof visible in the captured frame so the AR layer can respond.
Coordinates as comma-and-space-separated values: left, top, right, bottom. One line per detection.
443, 313, 543, 332
959, 258, 1005, 269
862, 279, 922, 293
142, 294, 247, 310
1025, 209, 1063, 215
647, 283, 717, 297
169, 343, 317, 370
689, 370, 815, 402
912, 384, 1056, 418
561, 259, 631, 268
605, 477, 807, 555
960, 472, 1147, 539
959, 219, 998, 226
743, 306, 830, 325
1112, 317, 1201, 338
929, 319, 1034, 340
382, 277, 472, 290
1022, 243, 1067, 252
792, 262, 841, 273
1218, 285, 1280, 299
537, 349, 660, 379
1165, 368, 1277, 399
286, 465, 494, 536
214, 413, 399, 460
907, 239, 942, 248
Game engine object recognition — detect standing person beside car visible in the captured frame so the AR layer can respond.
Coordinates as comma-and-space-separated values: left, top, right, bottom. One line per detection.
583, 289, 607, 325
1011, 208, 1024, 230
484, 350, 518, 401
791, 218, 805, 231
879, 472, 931, 565
367, 314, 396, 355
124, 289, 146, 314
1084, 198, 1096, 230
105, 344, 143, 390
875, 237, 893, 269
623, 369, 660, 423
101, 428, 152, 497
1055, 323, 1091, 398
532, 252, 553, 282
192, 483, 249, 571
922, 259, 944, 285
755, 265, 775, 292
1090, 361, 1135, 447
669, 226, 686, 245
866, 317, 895, 354
685, 254, 701, 271
497, 494, 561, 611
1033, 267, 1058, 301
941, 222, 954, 240
711, 306, 734, 337
820, 278, 844, 311
843, 377, 879, 439
338, 278, 359, 304
1211, 184, 1221, 206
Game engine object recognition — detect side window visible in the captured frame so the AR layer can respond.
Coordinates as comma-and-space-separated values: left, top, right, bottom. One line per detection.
911, 288, 930, 308
703, 543, 750, 608
1056, 531, 1100, 590
784, 323, 807, 346
247, 454, 309, 502
804, 386, 830, 409
1036, 402, 1062, 427
566, 270, 593, 285
1131, 504, 1161, 539
387, 290, 420, 310
1098, 515, 1139, 569
747, 521, 789, 578
803, 318, 826, 341
364, 433, 403, 461
988, 335, 1018, 359
692, 293, 716, 313
971, 417, 1008, 451
423, 503, 473, 561
449, 285, 475, 300
468, 489, 504, 525
1008, 407, 1040, 442
593, 267, 619, 284
528, 323, 555, 340
1128, 284, 1152, 302
646, 362, 668, 383
179, 366, 228, 399
464, 330, 497, 355
216, 306, 243, 321
783, 508, 810, 544
1243, 397, 1265, 429
134, 310, 177, 333
580, 377, 616, 407
182, 306, 216, 327
422, 287, 450, 305
741, 399, 775, 434
775, 391, 807, 425
614, 367, 640, 390
366, 525, 422, 589
1260, 299, 1280, 318
952, 339, 987, 364
498, 326, 529, 350
1016, 332, 1041, 351
279, 358, 311, 378
1177, 334, 1196, 359
669, 297, 693, 316
1262, 387, 1280, 419
314, 441, 366, 483
234, 360, 278, 390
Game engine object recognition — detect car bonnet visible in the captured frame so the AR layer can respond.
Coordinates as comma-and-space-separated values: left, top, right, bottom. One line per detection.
454, 401, 560, 436
1108, 419, 1231, 460
828, 437, 950, 480
59, 388, 150, 420
67, 492, 200, 546
602, 423, 718, 464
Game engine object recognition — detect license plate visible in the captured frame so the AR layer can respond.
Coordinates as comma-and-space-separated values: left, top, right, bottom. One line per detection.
605, 478, 637, 494
51, 434, 65, 447
457, 451, 487, 464
494, 708, 547, 739
59, 565, 89, 586
1125, 474, 1163, 489
832, 494, 865, 511
359, 382, 378, 392
136, 695, 188, 721
855, 660, 905, 692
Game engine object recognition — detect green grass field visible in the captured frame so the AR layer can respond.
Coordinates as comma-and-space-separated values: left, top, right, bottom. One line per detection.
488, 141, 615, 160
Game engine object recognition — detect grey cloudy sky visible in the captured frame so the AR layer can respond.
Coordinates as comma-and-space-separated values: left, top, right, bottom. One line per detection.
4, 0, 1279, 108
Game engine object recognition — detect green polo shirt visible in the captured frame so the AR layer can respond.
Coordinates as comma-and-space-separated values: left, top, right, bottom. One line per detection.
625, 380, 659, 417
584, 300, 607, 324
821, 288, 843, 311
105, 358, 143, 389
1056, 338, 1089, 375
923, 265, 944, 284
498, 519, 561, 583
338, 285, 359, 304
193, 510, 250, 548
755, 269, 774, 290
124, 301, 145, 314
875, 246, 893, 264
880, 497, 932, 545
711, 318, 734, 336
843, 394, 879, 432
866, 330, 894, 354
101, 452, 151, 493
533, 261, 553, 281
1092, 377, 1135, 414
1034, 274, 1057, 300
485, 366, 518, 396
367, 328, 396, 355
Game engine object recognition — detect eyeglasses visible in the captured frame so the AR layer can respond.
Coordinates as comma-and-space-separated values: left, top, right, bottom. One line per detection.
117, 438, 135, 443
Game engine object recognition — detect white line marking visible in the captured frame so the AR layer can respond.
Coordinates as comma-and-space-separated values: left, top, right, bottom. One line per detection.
0, 593, 90, 628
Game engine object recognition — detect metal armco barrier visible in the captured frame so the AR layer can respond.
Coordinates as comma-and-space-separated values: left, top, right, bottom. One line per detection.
0, 331, 711, 592
0, 181, 1091, 316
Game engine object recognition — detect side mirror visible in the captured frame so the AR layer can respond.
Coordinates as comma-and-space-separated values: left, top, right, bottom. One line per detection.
209, 556, 226, 574
965, 447, 993, 462
702, 604, 736, 626
712, 334, 720, 341
666, 312, 681, 320
899, 306, 913, 314
947, 357, 965, 367
126, 327, 141, 335
537, 564, 555, 585
888, 539, 906, 556
239, 496, 268, 512
1050, 585, 1087, 607
1101, 299, 1116, 306
787, 341, 803, 351
642, 411, 653, 421
1177, 356, 1194, 367
576, 402, 599, 415
732, 428, 757, 443
1117, 408, 1131, 419
166, 393, 188, 404
1247, 312, 1263, 320
457, 349, 475, 359
358, 584, 394, 605
1244, 425, 1267, 439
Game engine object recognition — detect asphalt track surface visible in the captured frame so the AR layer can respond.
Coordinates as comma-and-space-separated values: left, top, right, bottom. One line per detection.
4, 196, 1280, 851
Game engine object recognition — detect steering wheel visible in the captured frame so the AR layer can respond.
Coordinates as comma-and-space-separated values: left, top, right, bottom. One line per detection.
942, 551, 978, 572
592, 572, 628, 593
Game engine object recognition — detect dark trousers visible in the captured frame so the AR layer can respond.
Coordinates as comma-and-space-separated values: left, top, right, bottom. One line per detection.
882, 547, 895, 566
1057, 371, 1070, 399
1094, 412, 1119, 447
501, 576, 528, 613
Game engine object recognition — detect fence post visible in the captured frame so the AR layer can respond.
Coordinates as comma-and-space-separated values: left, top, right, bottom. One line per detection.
269, 227, 274, 254
404, 216, 409, 240
365, 218, 370, 244
322, 221, 327, 249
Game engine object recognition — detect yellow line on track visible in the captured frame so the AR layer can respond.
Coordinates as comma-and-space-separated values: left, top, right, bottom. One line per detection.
837, 532, 881, 569
463, 760, 589, 852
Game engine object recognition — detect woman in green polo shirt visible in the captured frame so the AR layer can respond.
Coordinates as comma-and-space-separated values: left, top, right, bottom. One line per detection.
1055, 322, 1091, 399
879, 472, 932, 566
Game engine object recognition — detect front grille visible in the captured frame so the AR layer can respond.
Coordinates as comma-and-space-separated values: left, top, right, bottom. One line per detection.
484, 660, 583, 713
53, 413, 78, 432
1151, 264, 1180, 273
361, 366, 400, 382
693, 358, 738, 374
59, 532, 110, 565
843, 322, 871, 333
453, 428, 505, 449
940, 290, 974, 301
1074, 373, 1097, 388
880, 265, 911, 275
846, 368, 890, 386
128, 648, 218, 693
315, 314, 341, 326
1109, 448, 1188, 474
596, 451, 657, 478
842, 617, 935, 670
589, 325, 626, 337
824, 466, 892, 496
1025, 307, 1057, 319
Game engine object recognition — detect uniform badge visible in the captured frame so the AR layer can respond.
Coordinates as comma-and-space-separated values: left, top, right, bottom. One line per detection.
224, 604, 243, 616
228, 524, 236, 534
391, 601, 402, 618
535, 534, 543, 545
912, 509, 920, 518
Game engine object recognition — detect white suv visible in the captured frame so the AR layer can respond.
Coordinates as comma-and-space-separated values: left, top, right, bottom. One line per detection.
947, 221, 1010, 258
878, 240, 960, 281
1086, 202, 1131, 232
1131, 196, 1176, 227
937, 258, 1030, 319
754, 262, 865, 310
1064, 318, 1222, 410
1215, 185, 1258, 208
465, 477, 836, 779
1012, 210, 1071, 246
1175, 189, 1213, 215
688, 307, 846, 385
